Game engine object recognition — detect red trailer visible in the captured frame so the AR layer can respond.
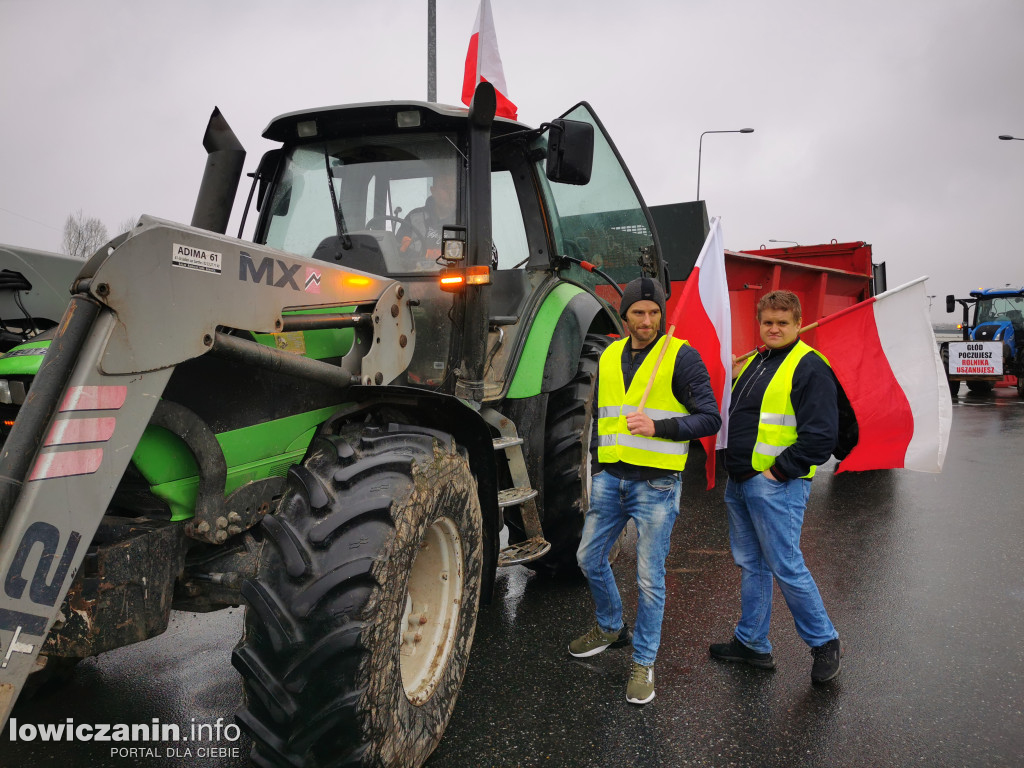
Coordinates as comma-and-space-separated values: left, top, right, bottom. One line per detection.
651, 203, 882, 355
723, 241, 879, 353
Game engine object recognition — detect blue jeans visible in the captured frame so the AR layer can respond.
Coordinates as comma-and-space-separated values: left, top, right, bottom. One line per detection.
724, 474, 838, 653
576, 470, 682, 666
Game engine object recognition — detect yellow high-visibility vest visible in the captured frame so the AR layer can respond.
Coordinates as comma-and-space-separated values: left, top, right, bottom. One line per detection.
596, 335, 691, 471
733, 340, 830, 479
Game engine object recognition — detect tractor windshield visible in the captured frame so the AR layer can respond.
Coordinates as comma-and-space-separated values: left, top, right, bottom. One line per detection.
976, 295, 1024, 330
260, 133, 462, 275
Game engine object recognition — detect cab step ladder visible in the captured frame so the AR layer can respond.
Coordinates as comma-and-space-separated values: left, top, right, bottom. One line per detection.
481, 408, 551, 567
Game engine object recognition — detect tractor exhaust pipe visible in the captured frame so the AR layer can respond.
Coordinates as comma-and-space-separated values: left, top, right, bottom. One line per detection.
191, 107, 246, 235
454, 82, 496, 403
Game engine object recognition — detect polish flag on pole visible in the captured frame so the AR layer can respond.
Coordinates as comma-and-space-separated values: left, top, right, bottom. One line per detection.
810, 277, 952, 473
462, 0, 518, 120
666, 216, 731, 489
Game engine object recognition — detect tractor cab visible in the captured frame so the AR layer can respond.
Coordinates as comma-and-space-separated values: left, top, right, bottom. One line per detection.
247, 100, 664, 397
969, 288, 1024, 359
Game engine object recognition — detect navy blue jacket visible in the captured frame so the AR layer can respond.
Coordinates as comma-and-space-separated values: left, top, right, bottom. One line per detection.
725, 340, 838, 481
590, 333, 722, 480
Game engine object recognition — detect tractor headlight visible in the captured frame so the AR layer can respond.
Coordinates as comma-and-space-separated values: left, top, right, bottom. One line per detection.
0, 380, 10, 404
396, 110, 422, 128
442, 226, 467, 262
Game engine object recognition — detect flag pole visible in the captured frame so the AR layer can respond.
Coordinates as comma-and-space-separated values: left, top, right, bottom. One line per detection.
636, 325, 676, 414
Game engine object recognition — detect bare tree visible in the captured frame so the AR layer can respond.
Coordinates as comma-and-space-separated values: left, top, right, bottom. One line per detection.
117, 215, 140, 237
62, 210, 109, 260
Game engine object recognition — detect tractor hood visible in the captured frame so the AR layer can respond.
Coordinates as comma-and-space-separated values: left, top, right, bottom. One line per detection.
972, 320, 1015, 345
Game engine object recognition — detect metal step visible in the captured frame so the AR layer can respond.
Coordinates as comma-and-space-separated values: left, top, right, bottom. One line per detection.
481, 407, 551, 567
492, 436, 523, 450
498, 536, 552, 567
497, 486, 538, 508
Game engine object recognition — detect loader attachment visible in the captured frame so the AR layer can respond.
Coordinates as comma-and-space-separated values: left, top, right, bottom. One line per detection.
0, 216, 414, 723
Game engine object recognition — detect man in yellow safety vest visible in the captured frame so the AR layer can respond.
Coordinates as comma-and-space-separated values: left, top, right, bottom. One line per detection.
709, 289, 843, 684
567, 277, 721, 705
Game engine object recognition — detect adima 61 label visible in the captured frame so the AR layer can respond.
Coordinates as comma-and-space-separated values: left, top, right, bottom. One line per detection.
172, 243, 222, 274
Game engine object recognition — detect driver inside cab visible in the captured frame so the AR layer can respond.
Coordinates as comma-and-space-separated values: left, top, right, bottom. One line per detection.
397, 169, 456, 270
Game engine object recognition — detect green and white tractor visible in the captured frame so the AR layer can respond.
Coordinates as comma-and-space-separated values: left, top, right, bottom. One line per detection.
0, 83, 667, 767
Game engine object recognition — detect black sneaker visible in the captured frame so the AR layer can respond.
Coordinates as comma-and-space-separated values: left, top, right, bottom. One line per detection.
810, 638, 843, 683
709, 636, 776, 669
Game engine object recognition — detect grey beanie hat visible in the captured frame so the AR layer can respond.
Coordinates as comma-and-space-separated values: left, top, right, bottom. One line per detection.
619, 277, 666, 319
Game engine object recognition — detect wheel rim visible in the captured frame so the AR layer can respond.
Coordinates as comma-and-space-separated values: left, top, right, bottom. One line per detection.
400, 516, 464, 705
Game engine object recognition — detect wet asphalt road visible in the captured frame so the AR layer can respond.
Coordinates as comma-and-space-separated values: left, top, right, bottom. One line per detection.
4, 387, 1024, 767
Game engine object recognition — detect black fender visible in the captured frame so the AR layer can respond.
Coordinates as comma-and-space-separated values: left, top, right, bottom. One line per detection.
540, 290, 618, 393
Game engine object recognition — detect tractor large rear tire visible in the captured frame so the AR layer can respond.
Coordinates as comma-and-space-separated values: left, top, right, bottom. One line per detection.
234, 422, 483, 768
532, 333, 609, 576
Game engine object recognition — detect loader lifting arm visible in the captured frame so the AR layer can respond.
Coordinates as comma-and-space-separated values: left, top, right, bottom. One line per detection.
0, 217, 414, 723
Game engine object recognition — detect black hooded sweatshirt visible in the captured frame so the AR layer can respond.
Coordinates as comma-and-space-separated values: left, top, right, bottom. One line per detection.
725, 339, 838, 482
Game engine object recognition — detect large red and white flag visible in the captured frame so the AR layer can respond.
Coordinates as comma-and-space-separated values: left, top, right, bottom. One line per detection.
462, 0, 518, 120
666, 216, 732, 488
811, 277, 951, 473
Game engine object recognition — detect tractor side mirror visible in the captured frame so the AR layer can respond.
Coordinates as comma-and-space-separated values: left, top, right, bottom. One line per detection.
546, 119, 594, 185
945, 294, 955, 314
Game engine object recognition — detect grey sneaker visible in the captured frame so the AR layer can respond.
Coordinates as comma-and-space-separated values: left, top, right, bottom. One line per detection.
626, 661, 655, 704
568, 623, 631, 658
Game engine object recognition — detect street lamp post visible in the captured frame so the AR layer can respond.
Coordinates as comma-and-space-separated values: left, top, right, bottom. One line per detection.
697, 128, 754, 200
999, 135, 1023, 141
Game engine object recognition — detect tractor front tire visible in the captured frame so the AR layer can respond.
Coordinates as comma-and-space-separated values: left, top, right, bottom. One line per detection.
966, 380, 995, 394
234, 423, 483, 768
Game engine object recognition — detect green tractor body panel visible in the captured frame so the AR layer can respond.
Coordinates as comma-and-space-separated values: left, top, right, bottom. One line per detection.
0, 334, 348, 523
254, 306, 357, 359
135, 405, 341, 520
0, 341, 50, 376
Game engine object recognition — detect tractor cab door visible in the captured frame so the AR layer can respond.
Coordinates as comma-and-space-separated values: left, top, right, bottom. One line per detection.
539, 102, 665, 311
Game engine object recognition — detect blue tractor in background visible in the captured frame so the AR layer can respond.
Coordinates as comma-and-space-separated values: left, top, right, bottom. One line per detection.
943, 287, 1024, 397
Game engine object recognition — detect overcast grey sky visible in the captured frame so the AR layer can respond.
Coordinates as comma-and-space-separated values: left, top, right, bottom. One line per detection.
2, 0, 1022, 321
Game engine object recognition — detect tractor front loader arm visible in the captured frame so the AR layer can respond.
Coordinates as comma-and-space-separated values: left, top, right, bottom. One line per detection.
0, 216, 413, 723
